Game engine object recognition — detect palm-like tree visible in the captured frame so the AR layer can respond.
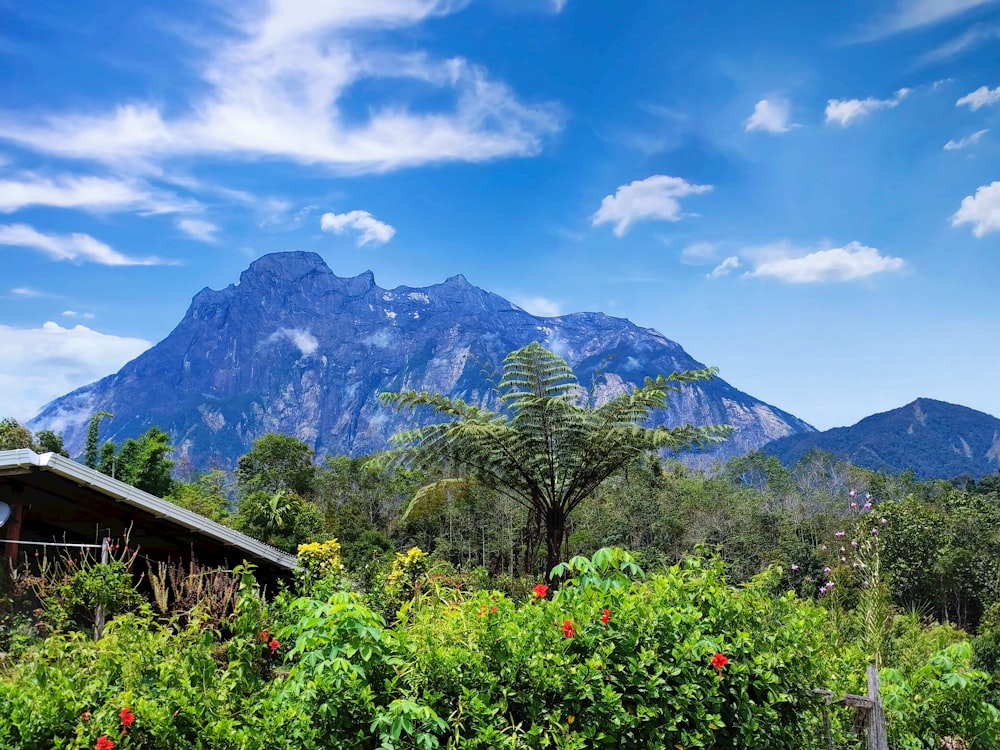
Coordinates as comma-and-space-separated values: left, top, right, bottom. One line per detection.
381, 342, 732, 575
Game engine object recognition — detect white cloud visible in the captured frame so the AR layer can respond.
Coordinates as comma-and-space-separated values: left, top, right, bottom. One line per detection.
592, 175, 712, 236
176, 217, 220, 242
825, 89, 911, 126
707, 256, 741, 278
863, 0, 998, 38
320, 210, 396, 246
924, 24, 1000, 61
748, 242, 906, 282
0, 1, 560, 173
952, 181, 1000, 236
0, 321, 151, 421
956, 85, 1000, 110
681, 241, 720, 264
0, 172, 196, 214
61, 310, 95, 319
11, 287, 44, 297
744, 98, 797, 133
0, 223, 167, 266
944, 129, 988, 150
268, 327, 319, 356
511, 295, 560, 316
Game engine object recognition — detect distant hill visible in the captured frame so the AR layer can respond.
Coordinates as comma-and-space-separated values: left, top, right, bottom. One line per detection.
761, 398, 1000, 480
28, 251, 813, 471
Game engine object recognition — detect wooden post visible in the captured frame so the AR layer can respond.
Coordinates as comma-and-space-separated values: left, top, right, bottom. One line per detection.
866, 665, 888, 750
94, 537, 110, 641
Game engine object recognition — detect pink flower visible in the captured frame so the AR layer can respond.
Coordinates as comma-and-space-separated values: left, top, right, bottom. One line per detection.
835, 531, 846, 538
790, 564, 799, 571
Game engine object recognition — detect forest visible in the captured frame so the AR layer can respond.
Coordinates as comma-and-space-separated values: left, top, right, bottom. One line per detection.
1, 344, 999, 748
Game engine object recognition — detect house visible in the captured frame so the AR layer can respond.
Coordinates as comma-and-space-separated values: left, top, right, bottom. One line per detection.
0, 449, 295, 585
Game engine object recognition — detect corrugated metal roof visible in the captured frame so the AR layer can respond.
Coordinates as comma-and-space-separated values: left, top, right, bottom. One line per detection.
0, 449, 296, 570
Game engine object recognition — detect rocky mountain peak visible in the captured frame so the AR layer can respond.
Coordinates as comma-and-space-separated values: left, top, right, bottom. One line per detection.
29, 251, 814, 471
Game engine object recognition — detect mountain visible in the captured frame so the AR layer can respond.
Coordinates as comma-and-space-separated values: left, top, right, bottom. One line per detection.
29, 251, 813, 471
761, 398, 1000, 480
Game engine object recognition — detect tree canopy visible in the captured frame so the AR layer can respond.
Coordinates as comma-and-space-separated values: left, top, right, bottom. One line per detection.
380, 341, 732, 574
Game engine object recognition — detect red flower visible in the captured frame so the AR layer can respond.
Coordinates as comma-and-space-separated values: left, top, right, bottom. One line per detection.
269, 638, 280, 654
561, 619, 575, 638
119, 707, 135, 728
532, 584, 549, 599
601, 608, 610, 625
711, 653, 729, 671
95, 736, 115, 750
259, 630, 269, 641
81, 710, 91, 722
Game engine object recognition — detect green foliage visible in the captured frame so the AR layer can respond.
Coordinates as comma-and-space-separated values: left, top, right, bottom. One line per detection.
0, 418, 68, 455
165, 468, 233, 522
296, 539, 347, 596
97, 426, 177, 496
85, 410, 114, 468
393, 549, 827, 749
233, 489, 324, 552
880, 642, 1000, 749
237, 433, 317, 499
18, 536, 143, 637
381, 341, 731, 574
33, 428, 69, 456
0, 416, 33, 450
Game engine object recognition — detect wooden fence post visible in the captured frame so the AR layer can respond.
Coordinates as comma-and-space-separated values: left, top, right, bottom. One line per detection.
866, 665, 888, 750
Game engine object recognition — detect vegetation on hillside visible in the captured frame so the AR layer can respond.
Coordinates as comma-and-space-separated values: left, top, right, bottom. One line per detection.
3, 345, 1000, 747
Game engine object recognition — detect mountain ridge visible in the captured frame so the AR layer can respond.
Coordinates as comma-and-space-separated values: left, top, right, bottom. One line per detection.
29, 251, 814, 472
761, 397, 1000, 480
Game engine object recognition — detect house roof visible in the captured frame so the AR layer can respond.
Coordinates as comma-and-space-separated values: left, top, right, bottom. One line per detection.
0, 449, 296, 576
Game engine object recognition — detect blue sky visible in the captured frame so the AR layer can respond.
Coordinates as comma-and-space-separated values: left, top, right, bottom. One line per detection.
1, 0, 998, 431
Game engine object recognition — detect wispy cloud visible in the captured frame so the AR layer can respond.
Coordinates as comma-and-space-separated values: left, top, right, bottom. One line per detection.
0, 1, 561, 174
707, 256, 741, 278
952, 181, 1000, 236
744, 98, 797, 133
0, 223, 167, 265
11, 287, 45, 298
860, 0, 998, 40
681, 241, 721, 264
592, 175, 712, 237
61, 310, 95, 319
747, 242, 906, 282
176, 217, 220, 242
511, 295, 561, 316
944, 129, 988, 150
0, 322, 151, 421
956, 85, 1000, 110
923, 23, 1000, 61
0, 172, 197, 214
826, 88, 911, 126
320, 210, 396, 246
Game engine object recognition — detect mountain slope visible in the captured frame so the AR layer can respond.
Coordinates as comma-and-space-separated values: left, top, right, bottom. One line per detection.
29, 251, 814, 471
761, 398, 1000, 480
